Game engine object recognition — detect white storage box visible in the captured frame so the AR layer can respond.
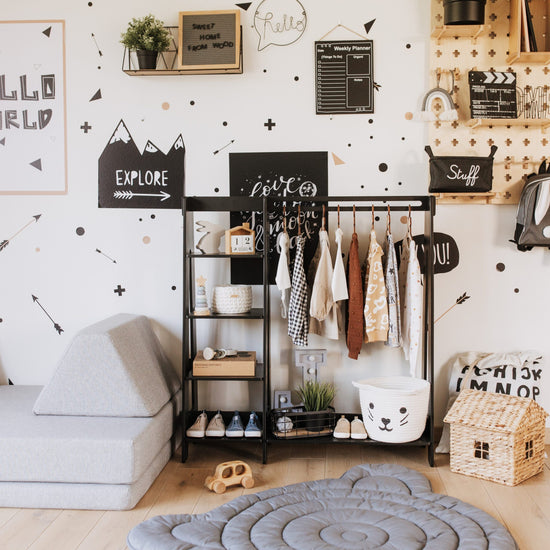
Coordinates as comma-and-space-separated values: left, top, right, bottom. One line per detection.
352, 376, 430, 443
212, 285, 252, 314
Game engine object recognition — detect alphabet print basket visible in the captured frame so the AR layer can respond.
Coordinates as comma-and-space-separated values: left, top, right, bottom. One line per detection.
352, 376, 430, 443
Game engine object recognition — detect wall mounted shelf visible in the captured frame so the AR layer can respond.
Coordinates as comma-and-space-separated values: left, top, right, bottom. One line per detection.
431, 24, 491, 44
507, 0, 550, 64
467, 118, 550, 132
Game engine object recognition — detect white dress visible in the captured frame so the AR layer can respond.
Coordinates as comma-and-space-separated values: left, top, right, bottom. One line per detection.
398, 232, 423, 376
275, 231, 291, 318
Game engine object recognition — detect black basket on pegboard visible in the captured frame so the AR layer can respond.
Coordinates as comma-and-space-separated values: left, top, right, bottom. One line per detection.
270, 406, 336, 439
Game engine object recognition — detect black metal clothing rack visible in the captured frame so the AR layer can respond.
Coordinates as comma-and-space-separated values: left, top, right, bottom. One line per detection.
181, 195, 436, 465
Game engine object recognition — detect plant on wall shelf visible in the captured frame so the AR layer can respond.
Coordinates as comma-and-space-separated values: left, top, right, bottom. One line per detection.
120, 14, 171, 70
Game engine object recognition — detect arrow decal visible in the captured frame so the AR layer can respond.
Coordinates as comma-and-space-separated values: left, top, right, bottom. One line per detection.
0, 214, 42, 252
213, 139, 235, 155
95, 248, 117, 263
32, 294, 63, 334
435, 292, 471, 324
113, 190, 171, 201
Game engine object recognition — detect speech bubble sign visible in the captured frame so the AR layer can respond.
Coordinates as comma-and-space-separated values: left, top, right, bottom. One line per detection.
254, 0, 307, 51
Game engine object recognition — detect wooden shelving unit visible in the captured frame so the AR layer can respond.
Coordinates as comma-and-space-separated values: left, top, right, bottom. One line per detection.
467, 118, 550, 132
507, 0, 550, 64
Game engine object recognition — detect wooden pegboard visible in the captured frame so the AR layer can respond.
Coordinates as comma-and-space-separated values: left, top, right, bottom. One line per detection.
429, 0, 550, 204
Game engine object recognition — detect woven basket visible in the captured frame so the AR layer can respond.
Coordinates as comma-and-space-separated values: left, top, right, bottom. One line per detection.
444, 364, 548, 486
352, 376, 430, 443
212, 285, 252, 314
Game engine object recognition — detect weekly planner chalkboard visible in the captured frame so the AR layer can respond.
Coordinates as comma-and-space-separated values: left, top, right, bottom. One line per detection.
315, 40, 374, 115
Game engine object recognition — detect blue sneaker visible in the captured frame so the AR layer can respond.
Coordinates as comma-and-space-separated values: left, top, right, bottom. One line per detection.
225, 411, 244, 437
245, 411, 262, 438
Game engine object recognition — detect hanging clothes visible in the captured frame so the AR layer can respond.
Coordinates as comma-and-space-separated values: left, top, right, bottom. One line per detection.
331, 227, 348, 302
275, 231, 291, 318
309, 229, 341, 340
399, 229, 423, 376
384, 228, 401, 348
346, 231, 363, 359
310, 228, 334, 321
363, 229, 389, 343
288, 234, 309, 346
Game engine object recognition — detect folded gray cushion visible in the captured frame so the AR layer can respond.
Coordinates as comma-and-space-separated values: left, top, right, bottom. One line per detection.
33, 314, 179, 417
1, 386, 175, 484
128, 463, 518, 549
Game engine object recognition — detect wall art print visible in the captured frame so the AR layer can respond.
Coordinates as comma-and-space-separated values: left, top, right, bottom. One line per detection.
98, 120, 185, 209
0, 20, 67, 194
229, 151, 328, 284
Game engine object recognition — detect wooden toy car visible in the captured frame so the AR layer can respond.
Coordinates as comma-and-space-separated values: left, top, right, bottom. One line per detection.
205, 460, 255, 494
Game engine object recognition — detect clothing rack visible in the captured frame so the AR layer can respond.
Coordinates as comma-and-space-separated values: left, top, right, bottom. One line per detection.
181, 194, 436, 466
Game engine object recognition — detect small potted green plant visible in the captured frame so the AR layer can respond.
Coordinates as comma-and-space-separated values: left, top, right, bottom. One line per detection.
121, 14, 171, 70
296, 380, 336, 432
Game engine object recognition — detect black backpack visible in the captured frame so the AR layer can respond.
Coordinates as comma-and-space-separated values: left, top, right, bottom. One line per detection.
514, 161, 550, 251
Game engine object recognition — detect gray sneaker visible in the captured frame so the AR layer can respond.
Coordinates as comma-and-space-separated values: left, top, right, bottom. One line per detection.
186, 411, 207, 438
244, 411, 262, 438
206, 411, 226, 437
226, 411, 244, 437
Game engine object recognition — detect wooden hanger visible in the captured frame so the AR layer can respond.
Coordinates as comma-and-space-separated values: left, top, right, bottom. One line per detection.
371, 204, 375, 230
353, 204, 356, 233
298, 203, 302, 236
408, 204, 412, 234
321, 204, 326, 230
337, 204, 341, 229
387, 204, 391, 233
283, 205, 288, 234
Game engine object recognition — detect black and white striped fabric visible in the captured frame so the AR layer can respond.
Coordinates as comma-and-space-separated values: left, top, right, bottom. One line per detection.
288, 234, 309, 346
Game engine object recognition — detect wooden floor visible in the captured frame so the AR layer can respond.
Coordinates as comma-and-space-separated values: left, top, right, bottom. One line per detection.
1, 441, 549, 550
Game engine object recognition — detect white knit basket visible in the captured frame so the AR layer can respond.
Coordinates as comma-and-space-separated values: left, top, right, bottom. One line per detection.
212, 285, 252, 314
352, 376, 430, 443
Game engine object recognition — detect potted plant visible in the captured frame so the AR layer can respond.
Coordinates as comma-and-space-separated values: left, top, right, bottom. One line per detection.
443, 0, 486, 25
296, 380, 336, 432
121, 14, 171, 70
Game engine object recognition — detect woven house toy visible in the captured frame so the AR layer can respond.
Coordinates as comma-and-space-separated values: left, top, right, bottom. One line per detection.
444, 388, 548, 486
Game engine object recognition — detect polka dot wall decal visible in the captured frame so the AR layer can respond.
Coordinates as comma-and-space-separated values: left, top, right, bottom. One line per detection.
88, 1, 93, 6
143, 236, 151, 244
162, 102, 170, 110
294, 76, 299, 81
406, 43, 411, 49
150, 214, 156, 219
223, 121, 228, 126
400, 216, 408, 224
190, 100, 195, 105
514, 288, 520, 293
496, 262, 505, 272
171, 285, 177, 290
405, 112, 413, 120
214, 187, 219, 193
348, 143, 352, 147
35, 247, 40, 252
379, 163, 388, 172
76, 227, 85, 236
368, 119, 374, 124
375, 216, 380, 222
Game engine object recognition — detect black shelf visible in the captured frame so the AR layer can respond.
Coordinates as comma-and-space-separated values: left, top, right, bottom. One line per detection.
186, 252, 264, 259
183, 195, 436, 466
186, 308, 264, 320
185, 362, 265, 381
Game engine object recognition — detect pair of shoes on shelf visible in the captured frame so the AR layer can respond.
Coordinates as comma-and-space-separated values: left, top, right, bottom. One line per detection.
333, 415, 368, 439
227, 411, 262, 438
186, 411, 262, 438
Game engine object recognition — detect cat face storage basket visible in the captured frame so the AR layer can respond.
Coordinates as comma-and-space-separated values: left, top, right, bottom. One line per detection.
212, 285, 252, 314
352, 376, 430, 443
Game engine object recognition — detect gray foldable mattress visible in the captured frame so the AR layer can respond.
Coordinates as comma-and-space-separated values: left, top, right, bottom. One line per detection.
128, 463, 518, 549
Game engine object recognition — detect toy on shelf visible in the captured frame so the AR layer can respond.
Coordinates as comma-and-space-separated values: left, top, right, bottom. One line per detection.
196, 220, 224, 254
194, 275, 210, 315
205, 460, 255, 494
225, 222, 255, 254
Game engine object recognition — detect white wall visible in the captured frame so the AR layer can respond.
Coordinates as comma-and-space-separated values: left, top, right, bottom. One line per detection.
0, 0, 548, 426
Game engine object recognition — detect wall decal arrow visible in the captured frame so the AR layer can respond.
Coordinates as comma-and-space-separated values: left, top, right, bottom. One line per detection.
213, 139, 235, 155
0, 214, 42, 252
435, 292, 470, 324
113, 190, 171, 201
32, 294, 63, 334
95, 248, 117, 263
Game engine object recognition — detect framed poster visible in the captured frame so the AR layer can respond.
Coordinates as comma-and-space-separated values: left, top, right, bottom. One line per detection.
0, 20, 67, 194
315, 40, 374, 115
178, 10, 242, 73
229, 151, 328, 285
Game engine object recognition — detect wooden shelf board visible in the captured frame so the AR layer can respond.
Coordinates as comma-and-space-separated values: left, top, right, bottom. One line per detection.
467, 118, 550, 132
431, 24, 491, 44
